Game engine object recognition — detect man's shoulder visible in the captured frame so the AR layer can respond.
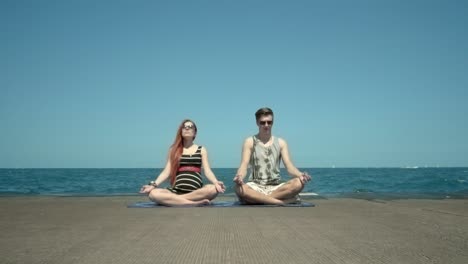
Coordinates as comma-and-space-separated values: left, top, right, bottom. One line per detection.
244, 135, 256, 142
276, 137, 287, 147
243, 136, 254, 145
274, 136, 284, 141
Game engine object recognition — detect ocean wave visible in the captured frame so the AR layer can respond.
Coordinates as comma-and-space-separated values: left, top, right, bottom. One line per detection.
2, 168, 468, 197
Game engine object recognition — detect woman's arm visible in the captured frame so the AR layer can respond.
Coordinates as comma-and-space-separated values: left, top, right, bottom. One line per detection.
140, 150, 172, 193
153, 152, 172, 186
201, 146, 225, 193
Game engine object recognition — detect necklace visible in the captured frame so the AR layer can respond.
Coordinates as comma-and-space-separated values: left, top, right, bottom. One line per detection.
183, 144, 196, 156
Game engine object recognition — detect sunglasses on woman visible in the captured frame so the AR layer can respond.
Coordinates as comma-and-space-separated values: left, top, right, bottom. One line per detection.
183, 124, 194, 130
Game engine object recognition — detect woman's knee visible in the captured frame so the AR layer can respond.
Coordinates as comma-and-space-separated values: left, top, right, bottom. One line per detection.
204, 184, 218, 196
148, 188, 164, 200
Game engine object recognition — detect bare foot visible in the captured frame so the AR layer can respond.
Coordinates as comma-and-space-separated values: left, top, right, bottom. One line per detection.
243, 198, 284, 206
265, 196, 285, 205
194, 199, 210, 206
271, 199, 285, 206
282, 197, 301, 204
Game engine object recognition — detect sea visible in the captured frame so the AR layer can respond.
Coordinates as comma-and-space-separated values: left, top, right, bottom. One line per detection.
1, 168, 468, 199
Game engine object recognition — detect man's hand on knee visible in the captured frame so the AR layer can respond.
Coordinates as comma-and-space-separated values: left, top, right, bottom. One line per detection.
299, 172, 311, 184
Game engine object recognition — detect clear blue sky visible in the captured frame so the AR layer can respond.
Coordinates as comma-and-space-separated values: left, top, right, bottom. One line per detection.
2, 0, 467, 168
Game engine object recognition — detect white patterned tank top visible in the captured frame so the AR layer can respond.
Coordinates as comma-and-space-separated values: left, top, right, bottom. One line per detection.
248, 135, 281, 185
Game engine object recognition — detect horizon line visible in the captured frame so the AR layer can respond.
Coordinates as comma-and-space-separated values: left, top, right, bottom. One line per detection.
1, 166, 467, 169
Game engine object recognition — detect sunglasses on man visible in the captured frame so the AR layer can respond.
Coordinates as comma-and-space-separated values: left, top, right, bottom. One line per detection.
259, 121, 273, 126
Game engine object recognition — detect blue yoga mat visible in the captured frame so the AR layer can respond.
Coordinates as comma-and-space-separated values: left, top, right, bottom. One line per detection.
127, 201, 315, 208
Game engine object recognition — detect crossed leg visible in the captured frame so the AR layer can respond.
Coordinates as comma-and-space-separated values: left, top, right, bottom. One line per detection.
180, 184, 219, 201
270, 178, 304, 200
235, 178, 304, 205
148, 185, 218, 206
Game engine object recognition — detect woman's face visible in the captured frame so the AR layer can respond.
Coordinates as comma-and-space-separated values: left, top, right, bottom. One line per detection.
181, 121, 196, 139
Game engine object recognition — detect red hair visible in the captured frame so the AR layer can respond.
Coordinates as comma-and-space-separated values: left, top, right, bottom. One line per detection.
168, 119, 198, 185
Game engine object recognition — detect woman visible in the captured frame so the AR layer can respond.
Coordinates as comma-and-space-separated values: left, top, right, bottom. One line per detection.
140, 119, 225, 206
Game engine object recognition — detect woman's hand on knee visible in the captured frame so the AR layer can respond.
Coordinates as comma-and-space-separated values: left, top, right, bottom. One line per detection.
214, 181, 225, 193
139, 185, 155, 194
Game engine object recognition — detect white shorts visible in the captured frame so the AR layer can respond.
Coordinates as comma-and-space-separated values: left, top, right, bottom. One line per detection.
245, 182, 285, 195
242, 182, 301, 204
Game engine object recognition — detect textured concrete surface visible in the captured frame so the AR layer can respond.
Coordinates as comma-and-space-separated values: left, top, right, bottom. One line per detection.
1, 196, 467, 264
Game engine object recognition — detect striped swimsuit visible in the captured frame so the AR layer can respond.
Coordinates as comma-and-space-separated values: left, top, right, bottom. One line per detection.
168, 146, 203, 194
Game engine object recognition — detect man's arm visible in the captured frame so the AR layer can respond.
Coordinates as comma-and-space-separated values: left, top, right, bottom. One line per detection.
279, 138, 311, 183
233, 137, 253, 185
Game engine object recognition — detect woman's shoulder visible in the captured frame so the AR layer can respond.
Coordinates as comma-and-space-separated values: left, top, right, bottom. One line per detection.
197, 145, 206, 153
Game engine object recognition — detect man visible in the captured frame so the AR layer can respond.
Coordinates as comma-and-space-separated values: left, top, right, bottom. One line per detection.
233, 107, 312, 205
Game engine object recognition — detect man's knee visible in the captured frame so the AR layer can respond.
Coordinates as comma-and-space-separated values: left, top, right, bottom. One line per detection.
290, 178, 304, 191
234, 184, 246, 197
234, 184, 241, 194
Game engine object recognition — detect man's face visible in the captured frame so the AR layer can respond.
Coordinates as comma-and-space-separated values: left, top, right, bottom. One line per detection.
257, 114, 274, 133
